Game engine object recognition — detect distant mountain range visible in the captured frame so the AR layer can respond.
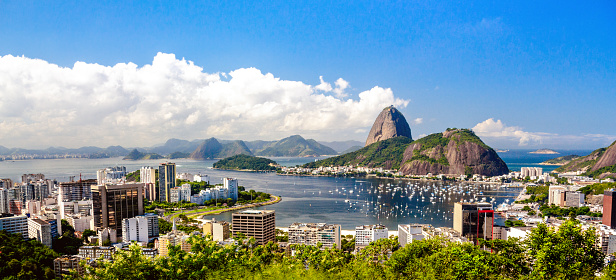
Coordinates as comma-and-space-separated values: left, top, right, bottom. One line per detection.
0, 135, 353, 159
555, 141, 616, 179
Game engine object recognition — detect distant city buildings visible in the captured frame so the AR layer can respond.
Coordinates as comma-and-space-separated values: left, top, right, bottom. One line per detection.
520, 167, 543, 179
232, 210, 275, 245
59, 179, 97, 201
287, 222, 341, 249
190, 178, 239, 205
96, 166, 127, 185
158, 163, 176, 202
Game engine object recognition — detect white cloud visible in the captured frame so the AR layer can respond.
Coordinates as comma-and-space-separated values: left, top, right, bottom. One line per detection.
333, 78, 349, 98
473, 118, 616, 149
0, 53, 409, 148
413, 118, 423, 125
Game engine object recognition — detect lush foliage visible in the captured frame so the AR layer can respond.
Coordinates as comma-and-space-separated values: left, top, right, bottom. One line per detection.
125, 170, 140, 182
539, 205, 602, 218
167, 151, 190, 159
303, 136, 413, 170
516, 185, 549, 204
176, 179, 212, 195
0, 230, 58, 280
213, 154, 278, 171
145, 200, 198, 212
541, 155, 581, 165
52, 220, 84, 255
159, 218, 201, 234
555, 147, 606, 173
585, 164, 616, 179
63, 220, 611, 280
578, 182, 616, 196
504, 220, 526, 227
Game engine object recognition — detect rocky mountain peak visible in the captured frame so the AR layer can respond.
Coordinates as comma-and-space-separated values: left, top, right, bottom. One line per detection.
365, 106, 412, 146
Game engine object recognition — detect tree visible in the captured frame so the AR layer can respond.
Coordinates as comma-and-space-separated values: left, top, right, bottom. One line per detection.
525, 220, 604, 279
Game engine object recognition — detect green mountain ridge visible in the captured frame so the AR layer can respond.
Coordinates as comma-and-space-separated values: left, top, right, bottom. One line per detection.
255, 135, 337, 157
303, 136, 414, 170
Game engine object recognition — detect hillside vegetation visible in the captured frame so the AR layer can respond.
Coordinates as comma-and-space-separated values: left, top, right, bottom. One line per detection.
303, 137, 413, 170
213, 154, 278, 171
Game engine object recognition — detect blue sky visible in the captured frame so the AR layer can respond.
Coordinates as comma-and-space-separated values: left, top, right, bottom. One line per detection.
0, 1, 614, 149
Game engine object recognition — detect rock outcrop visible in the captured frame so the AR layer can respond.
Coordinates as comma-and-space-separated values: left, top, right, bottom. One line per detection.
365, 106, 412, 146
189, 138, 223, 159
398, 129, 508, 176
591, 141, 616, 172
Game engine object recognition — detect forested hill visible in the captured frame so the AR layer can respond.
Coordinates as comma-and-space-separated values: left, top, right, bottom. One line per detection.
213, 154, 278, 171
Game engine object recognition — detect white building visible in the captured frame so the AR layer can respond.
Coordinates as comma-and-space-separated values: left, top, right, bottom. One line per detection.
398, 224, 424, 247
549, 186, 567, 206
355, 224, 388, 248
65, 213, 93, 232
194, 174, 209, 184
59, 199, 93, 219
121, 213, 159, 243
0, 213, 28, 239
170, 184, 192, 203
97, 166, 127, 185
288, 222, 341, 249
24, 200, 42, 215
176, 173, 193, 181
224, 178, 238, 201
203, 219, 230, 242
28, 218, 52, 248
140, 167, 156, 184
190, 179, 239, 205
521, 167, 543, 178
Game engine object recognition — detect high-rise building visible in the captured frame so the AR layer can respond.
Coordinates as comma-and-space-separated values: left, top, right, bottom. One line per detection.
140, 166, 157, 201
355, 224, 388, 248
232, 210, 275, 245
0, 188, 9, 214
604, 190, 616, 229
0, 213, 28, 239
288, 223, 341, 249
158, 232, 191, 256
170, 184, 192, 203
0, 178, 13, 188
28, 218, 52, 248
158, 163, 176, 202
59, 200, 93, 219
203, 219, 230, 242
453, 202, 494, 245
398, 224, 425, 247
59, 179, 97, 201
224, 178, 238, 201
91, 183, 144, 237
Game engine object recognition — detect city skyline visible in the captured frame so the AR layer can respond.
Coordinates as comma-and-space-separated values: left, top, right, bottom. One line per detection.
0, 1, 614, 149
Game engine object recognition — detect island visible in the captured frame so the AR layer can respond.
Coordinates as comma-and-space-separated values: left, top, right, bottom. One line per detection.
529, 149, 559, 155
212, 154, 279, 171
123, 149, 164, 160
539, 155, 581, 166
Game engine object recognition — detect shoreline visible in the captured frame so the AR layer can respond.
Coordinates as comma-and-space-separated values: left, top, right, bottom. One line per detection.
174, 195, 282, 220
277, 173, 507, 185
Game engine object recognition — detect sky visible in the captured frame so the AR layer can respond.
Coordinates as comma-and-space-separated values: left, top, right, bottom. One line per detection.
0, 1, 614, 150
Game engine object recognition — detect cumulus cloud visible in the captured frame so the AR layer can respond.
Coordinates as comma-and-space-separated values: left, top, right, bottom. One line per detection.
0, 53, 409, 148
473, 119, 616, 149
413, 118, 423, 125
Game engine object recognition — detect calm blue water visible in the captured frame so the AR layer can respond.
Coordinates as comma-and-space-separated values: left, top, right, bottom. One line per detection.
497, 149, 593, 173
0, 151, 588, 229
